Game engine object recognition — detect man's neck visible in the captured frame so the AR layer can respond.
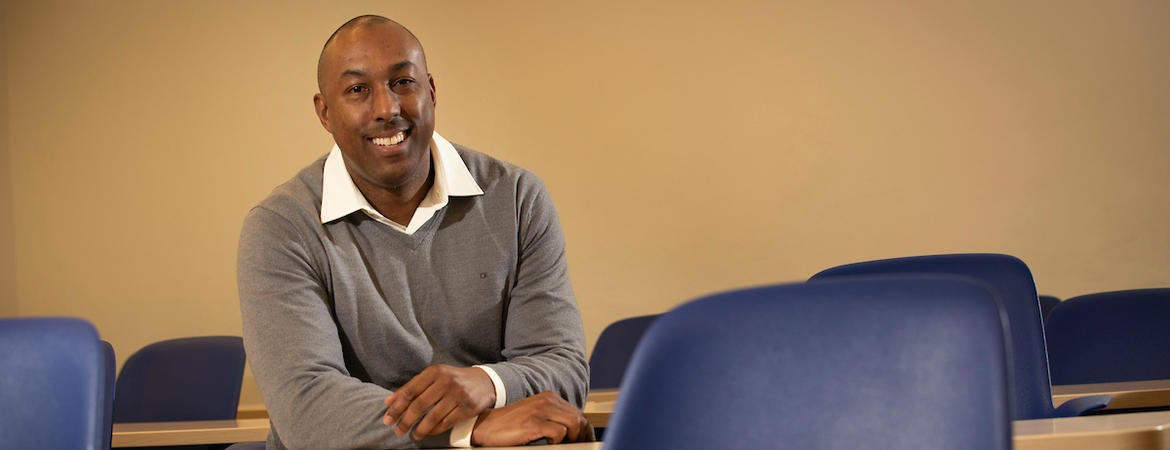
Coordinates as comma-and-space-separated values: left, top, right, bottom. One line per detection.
357, 161, 435, 227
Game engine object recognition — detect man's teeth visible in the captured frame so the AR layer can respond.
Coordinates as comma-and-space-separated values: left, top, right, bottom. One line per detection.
373, 133, 405, 146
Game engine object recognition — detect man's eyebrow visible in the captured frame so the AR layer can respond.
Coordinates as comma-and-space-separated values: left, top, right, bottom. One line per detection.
339, 69, 368, 79
391, 60, 418, 72
338, 61, 417, 80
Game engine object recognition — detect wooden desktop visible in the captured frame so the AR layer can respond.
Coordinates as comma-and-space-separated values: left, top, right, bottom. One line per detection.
1053, 380, 1170, 412
111, 380, 1170, 448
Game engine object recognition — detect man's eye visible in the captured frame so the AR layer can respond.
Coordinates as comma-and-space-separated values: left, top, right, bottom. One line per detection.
391, 79, 417, 93
347, 85, 367, 94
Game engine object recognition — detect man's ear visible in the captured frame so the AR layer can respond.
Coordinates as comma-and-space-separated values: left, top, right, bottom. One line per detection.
428, 74, 437, 106
313, 93, 331, 132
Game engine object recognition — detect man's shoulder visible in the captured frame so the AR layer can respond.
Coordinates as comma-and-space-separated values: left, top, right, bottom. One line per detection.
250, 155, 327, 222
451, 142, 545, 192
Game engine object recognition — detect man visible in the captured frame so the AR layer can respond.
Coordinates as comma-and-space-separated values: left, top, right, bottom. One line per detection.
238, 15, 592, 449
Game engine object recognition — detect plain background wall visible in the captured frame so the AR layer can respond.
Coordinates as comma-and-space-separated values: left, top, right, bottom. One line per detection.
0, 0, 14, 316
2, 0, 1168, 408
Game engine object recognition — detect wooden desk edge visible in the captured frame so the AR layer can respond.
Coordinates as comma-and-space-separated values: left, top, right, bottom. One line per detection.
1053, 380, 1170, 411
112, 409, 1170, 449
238, 391, 616, 422
238, 403, 269, 419
585, 411, 609, 428
112, 418, 270, 448
1014, 424, 1170, 450
584, 388, 617, 428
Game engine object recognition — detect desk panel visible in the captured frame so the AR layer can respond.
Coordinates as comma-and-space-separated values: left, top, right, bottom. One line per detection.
112, 418, 270, 448
111, 413, 1170, 450
117, 390, 1170, 449
1054, 380, 1170, 411
1014, 410, 1170, 450
585, 388, 617, 428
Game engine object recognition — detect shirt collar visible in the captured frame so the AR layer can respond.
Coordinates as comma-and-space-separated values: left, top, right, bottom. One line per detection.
320, 131, 483, 224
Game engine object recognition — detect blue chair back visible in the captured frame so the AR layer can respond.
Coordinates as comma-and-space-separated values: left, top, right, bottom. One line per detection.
1038, 295, 1061, 321
100, 341, 116, 450
0, 317, 108, 450
810, 253, 1063, 420
1046, 288, 1170, 385
589, 314, 659, 389
603, 277, 1014, 450
113, 336, 246, 423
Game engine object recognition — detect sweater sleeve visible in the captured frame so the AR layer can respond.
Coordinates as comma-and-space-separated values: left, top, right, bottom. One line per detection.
476, 176, 590, 409
237, 206, 451, 449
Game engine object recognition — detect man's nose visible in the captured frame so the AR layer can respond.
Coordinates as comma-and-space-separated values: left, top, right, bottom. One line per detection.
372, 86, 401, 121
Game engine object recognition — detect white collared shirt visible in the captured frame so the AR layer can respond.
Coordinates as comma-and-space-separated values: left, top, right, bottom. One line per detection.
321, 131, 484, 234
319, 131, 505, 446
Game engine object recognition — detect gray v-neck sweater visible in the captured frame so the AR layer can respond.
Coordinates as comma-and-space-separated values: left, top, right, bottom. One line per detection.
238, 144, 587, 449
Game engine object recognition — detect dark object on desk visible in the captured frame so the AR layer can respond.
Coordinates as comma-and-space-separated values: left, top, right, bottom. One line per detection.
605, 277, 1014, 450
0, 317, 111, 450
1046, 288, 1170, 385
589, 314, 660, 390
810, 253, 1110, 420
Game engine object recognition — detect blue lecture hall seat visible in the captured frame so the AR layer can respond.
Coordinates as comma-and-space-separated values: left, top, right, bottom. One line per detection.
100, 340, 117, 450
809, 253, 1110, 420
603, 277, 1014, 450
113, 336, 246, 424
0, 317, 110, 450
1038, 295, 1061, 321
113, 336, 246, 450
1045, 288, 1170, 385
589, 314, 660, 390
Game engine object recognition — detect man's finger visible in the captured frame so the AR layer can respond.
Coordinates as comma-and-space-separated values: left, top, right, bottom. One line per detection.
434, 399, 479, 437
536, 395, 589, 442
384, 385, 419, 423
411, 398, 463, 439
395, 381, 446, 435
384, 370, 437, 424
538, 421, 569, 444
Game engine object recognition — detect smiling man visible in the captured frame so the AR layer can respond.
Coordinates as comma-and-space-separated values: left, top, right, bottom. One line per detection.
238, 15, 591, 449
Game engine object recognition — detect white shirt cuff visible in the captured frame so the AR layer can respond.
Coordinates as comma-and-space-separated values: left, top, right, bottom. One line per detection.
449, 416, 476, 448
449, 365, 508, 447
474, 365, 507, 408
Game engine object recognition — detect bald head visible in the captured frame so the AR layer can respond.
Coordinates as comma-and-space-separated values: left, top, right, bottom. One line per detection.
316, 15, 428, 95
310, 14, 438, 201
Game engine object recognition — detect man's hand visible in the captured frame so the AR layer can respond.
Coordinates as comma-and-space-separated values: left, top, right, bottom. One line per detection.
382, 364, 496, 439
470, 391, 595, 447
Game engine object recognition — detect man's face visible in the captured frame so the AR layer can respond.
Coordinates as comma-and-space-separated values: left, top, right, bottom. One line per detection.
314, 22, 436, 196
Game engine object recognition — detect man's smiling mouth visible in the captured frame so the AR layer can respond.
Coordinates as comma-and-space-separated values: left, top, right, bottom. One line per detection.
372, 131, 406, 146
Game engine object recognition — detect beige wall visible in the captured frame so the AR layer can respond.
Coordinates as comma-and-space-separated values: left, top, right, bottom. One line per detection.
0, 0, 16, 316
3, 0, 1168, 408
